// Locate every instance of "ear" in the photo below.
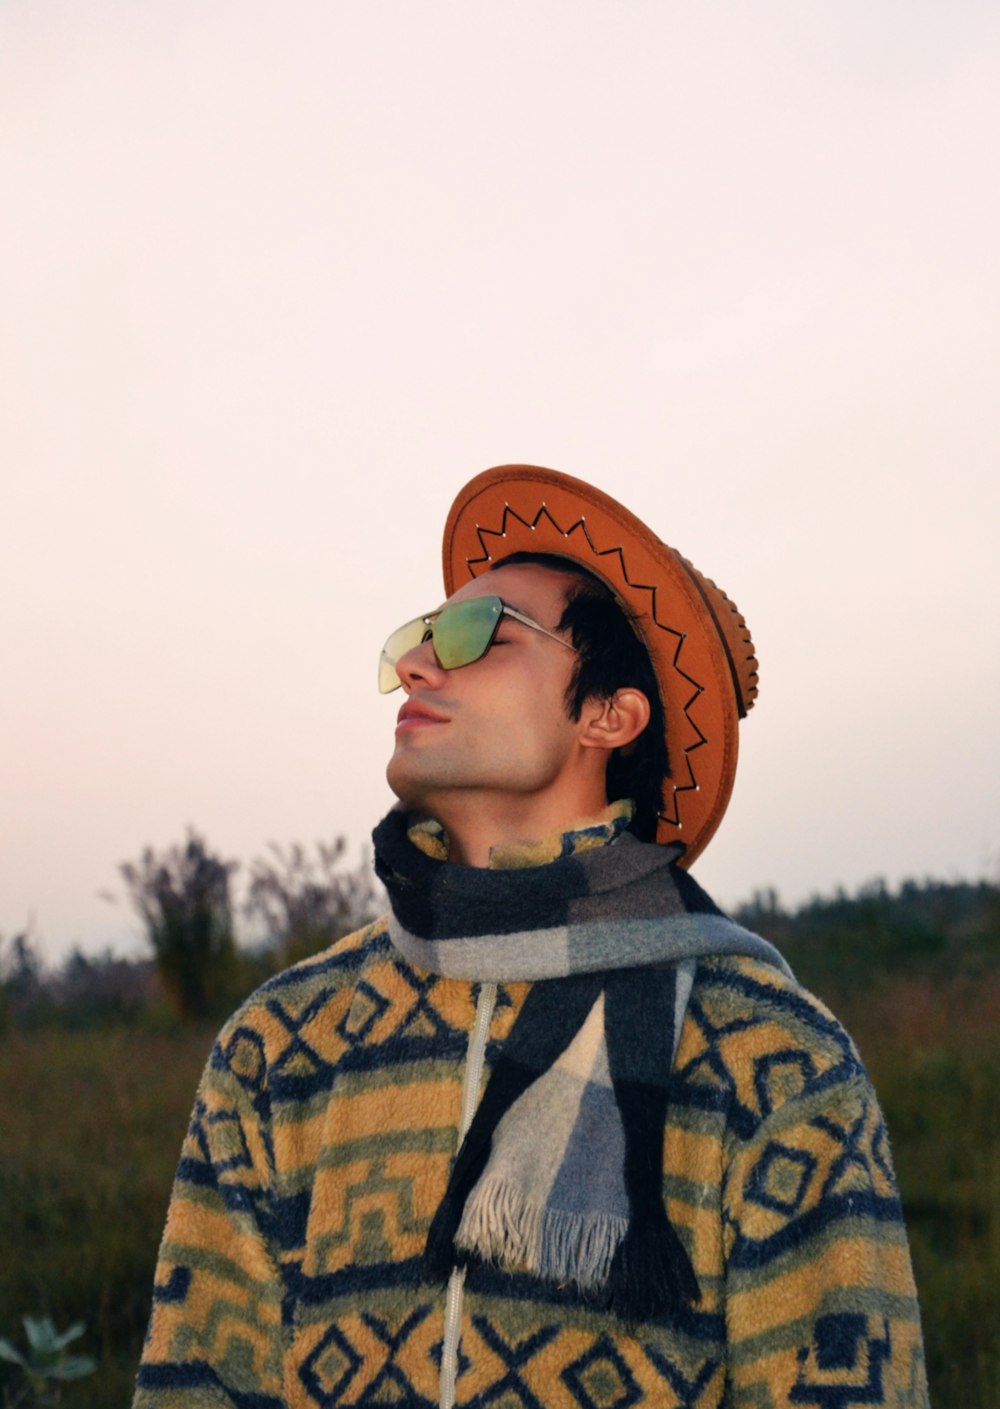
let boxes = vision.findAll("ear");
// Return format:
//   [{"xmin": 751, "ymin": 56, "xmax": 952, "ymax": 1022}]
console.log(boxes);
[{"xmin": 578, "ymin": 689, "xmax": 651, "ymax": 754}]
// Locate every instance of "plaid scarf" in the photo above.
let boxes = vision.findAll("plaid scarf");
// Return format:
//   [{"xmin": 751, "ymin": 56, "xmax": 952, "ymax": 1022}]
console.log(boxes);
[{"xmin": 372, "ymin": 806, "xmax": 790, "ymax": 1323}]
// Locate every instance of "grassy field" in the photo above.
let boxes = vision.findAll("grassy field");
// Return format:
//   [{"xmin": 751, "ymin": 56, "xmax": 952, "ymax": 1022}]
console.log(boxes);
[
  {"xmin": 2, "ymin": 928, "xmax": 997, "ymax": 1406},
  {"xmin": 0, "ymin": 1023, "xmax": 217, "ymax": 1407},
  {"xmin": 755, "ymin": 879, "xmax": 1000, "ymax": 1407},
  {"xmin": 839, "ymin": 975, "xmax": 1000, "ymax": 1404}
]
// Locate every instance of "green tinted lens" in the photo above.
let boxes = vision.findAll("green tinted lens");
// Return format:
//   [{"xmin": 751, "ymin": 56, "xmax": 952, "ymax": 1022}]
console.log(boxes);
[
  {"xmin": 432, "ymin": 596, "xmax": 503, "ymax": 669},
  {"xmin": 378, "ymin": 595, "xmax": 505, "ymax": 693},
  {"xmin": 378, "ymin": 616, "xmax": 430, "ymax": 693}
]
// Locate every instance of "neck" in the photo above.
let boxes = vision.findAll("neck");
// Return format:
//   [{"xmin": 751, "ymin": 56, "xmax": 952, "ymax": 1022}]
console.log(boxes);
[{"xmin": 424, "ymin": 788, "xmax": 612, "ymax": 867}]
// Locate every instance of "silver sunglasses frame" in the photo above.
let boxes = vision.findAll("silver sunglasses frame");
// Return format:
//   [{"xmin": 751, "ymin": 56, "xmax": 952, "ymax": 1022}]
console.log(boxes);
[{"xmin": 379, "ymin": 595, "xmax": 577, "ymax": 693}]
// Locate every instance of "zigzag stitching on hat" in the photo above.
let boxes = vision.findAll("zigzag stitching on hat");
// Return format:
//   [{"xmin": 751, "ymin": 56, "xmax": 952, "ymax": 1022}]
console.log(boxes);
[
  {"xmin": 465, "ymin": 501, "xmax": 709, "ymax": 833},
  {"xmin": 570, "ymin": 535, "xmax": 709, "ymax": 826}
]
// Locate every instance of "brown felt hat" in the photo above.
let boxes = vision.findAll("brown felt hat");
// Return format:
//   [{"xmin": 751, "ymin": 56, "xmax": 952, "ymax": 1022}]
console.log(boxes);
[{"xmin": 443, "ymin": 465, "xmax": 758, "ymax": 867}]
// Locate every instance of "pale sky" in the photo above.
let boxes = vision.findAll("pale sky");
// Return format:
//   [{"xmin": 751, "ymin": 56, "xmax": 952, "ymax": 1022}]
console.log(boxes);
[{"xmin": 3, "ymin": 1, "xmax": 999, "ymax": 963}]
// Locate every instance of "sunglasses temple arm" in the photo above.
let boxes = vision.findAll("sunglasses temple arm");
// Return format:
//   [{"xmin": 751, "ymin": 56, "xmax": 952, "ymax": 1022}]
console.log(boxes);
[{"xmin": 503, "ymin": 607, "xmax": 578, "ymax": 654}]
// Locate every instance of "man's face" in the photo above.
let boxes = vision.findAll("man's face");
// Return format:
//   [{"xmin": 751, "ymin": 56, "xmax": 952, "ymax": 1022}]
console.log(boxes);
[{"xmin": 385, "ymin": 562, "xmax": 590, "ymax": 823}]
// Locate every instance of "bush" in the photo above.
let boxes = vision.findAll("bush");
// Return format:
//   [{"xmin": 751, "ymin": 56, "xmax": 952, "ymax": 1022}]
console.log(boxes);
[
  {"xmin": 120, "ymin": 831, "xmax": 239, "ymax": 1020},
  {"xmin": 244, "ymin": 837, "xmax": 381, "ymax": 964}
]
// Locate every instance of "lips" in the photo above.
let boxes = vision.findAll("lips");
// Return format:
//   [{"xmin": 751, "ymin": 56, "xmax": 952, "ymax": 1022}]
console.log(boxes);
[{"xmin": 396, "ymin": 700, "xmax": 449, "ymax": 729}]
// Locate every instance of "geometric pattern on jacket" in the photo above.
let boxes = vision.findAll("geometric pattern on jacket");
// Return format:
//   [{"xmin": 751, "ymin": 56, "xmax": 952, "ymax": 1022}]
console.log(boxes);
[{"xmin": 134, "ymin": 920, "xmax": 929, "ymax": 1408}]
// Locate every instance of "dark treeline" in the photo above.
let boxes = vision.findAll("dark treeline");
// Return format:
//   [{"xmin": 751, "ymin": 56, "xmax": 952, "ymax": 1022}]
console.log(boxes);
[
  {"xmin": 4, "ymin": 861, "xmax": 996, "ymax": 1031},
  {"xmin": 736, "ymin": 874, "xmax": 1000, "ymax": 1004}
]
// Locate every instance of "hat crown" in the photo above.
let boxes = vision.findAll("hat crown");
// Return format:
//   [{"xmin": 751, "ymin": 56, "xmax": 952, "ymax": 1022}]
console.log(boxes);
[{"xmin": 672, "ymin": 553, "xmax": 759, "ymax": 719}]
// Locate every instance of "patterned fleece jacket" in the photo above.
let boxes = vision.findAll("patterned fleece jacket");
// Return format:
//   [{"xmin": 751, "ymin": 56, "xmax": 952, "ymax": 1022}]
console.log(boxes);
[{"xmin": 134, "ymin": 847, "xmax": 928, "ymax": 1409}]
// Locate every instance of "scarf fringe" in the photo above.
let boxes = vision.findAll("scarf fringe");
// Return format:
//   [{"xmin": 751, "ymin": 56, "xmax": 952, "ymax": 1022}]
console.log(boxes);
[{"xmin": 456, "ymin": 1177, "xmax": 629, "ymax": 1291}]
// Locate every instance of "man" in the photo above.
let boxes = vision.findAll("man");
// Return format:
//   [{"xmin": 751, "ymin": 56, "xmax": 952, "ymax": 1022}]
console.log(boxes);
[{"xmin": 135, "ymin": 466, "xmax": 929, "ymax": 1408}]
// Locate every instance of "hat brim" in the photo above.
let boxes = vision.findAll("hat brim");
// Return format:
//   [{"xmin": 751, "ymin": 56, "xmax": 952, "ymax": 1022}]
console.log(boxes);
[{"xmin": 443, "ymin": 464, "xmax": 755, "ymax": 866}]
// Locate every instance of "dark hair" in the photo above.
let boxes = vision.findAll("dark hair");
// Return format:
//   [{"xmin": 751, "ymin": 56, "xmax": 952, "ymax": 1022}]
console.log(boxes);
[{"xmin": 490, "ymin": 552, "xmax": 668, "ymax": 841}]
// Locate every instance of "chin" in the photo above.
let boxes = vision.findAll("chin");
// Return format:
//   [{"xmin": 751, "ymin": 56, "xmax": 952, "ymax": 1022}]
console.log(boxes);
[{"xmin": 386, "ymin": 757, "xmax": 431, "ymax": 810}]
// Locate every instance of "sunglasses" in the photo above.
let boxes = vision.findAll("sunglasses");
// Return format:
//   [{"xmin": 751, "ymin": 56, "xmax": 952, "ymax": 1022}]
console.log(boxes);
[{"xmin": 379, "ymin": 593, "xmax": 577, "ymax": 693}]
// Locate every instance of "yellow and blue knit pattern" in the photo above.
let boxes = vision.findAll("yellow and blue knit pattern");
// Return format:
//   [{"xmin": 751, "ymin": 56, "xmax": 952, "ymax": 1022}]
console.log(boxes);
[{"xmin": 135, "ymin": 922, "xmax": 928, "ymax": 1408}]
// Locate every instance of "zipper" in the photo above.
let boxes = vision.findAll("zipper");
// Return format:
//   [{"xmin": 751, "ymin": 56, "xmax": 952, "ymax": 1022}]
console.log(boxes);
[{"xmin": 439, "ymin": 980, "xmax": 497, "ymax": 1409}]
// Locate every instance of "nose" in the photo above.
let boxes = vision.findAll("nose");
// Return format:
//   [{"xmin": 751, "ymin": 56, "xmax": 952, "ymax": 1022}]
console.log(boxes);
[{"xmin": 395, "ymin": 637, "xmax": 447, "ymax": 692}]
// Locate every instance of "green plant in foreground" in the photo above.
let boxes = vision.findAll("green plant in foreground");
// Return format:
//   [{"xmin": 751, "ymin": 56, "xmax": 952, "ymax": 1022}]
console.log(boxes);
[{"xmin": 0, "ymin": 1317, "xmax": 96, "ymax": 1407}]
